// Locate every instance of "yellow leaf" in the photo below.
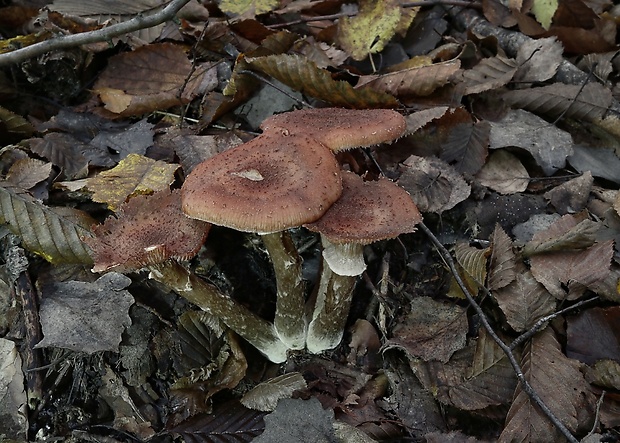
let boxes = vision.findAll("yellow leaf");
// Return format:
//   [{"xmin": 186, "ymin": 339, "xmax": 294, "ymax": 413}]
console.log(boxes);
[
  {"xmin": 338, "ymin": 0, "xmax": 402, "ymax": 61},
  {"xmin": 531, "ymin": 0, "xmax": 558, "ymax": 30},
  {"xmin": 87, "ymin": 154, "xmax": 179, "ymax": 211},
  {"xmin": 220, "ymin": 0, "xmax": 280, "ymax": 16}
]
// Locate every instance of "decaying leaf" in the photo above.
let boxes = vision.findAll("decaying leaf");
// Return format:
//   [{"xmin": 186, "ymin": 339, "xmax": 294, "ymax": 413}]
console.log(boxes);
[
  {"xmin": 405, "ymin": 107, "xmax": 449, "ymax": 134},
  {"xmin": 241, "ymin": 373, "xmax": 307, "ymax": 412},
  {"xmin": 359, "ymin": 59, "xmax": 461, "ymax": 97},
  {"xmin": 0, "ymin": 182, "xmax": 94, "ymax": 264},
  {"xmin": 385, "ymin": 297, "xmax": 467, "ymax": 363},
  {"xmin": 337, "ymin": 0, "xmax": 402, "ymax": 61},
  {"xmin": 0, "ymin": 105, "xmax": 34, "ymax": 140},
  {"xmin": 453, "ymin": 241, "xmax": 489, "ymax": 295},
  {"xmin": 514, "ymin": 37, "xmax": 563, "ymax": 83},
  {"xmin": 245, "ymin": 54, "xmax": 398, "ymax": 108},
  {"xmin": 488, "ymin": 109, "xmax": 573, "ymax": 175},
  {"xmin": 5, "ymin": 158, "xmax": 52, "ymax": 190},
  {"xmin": 530, "ymin": 239, "xmax": 613, "ymax": 300},
  {"xmin": 411, "ymin": 328, "xmax": 516, "ymax": 410},
  {"xmin": 522, "ymin": 215, "xmax": 600, "ymax": 256},
  {"xmin": 253, "ymin": 398, "xmax": 336, "ymax": 442},
  {"xmin": 28, "ymin": 133, "xmax": 90, "ymax": 180},
  {"xmin": 476, "ymin": 150, "xmax": 529, "ymax": 195},
  {"xmin": 487, "ymin": 224, "xmax": 517, "ymax": 291},
  {"xmin": 397, "ymin": 155, "xmax": 470, "ymax": 213},
  {"xmin": 566, "ymin": 306, "xmax": 620, "ymax": 365},
  {"xmin": 169, "ymin": 400, "xmax": 267, "ymax": 442},
  {"xmin": 493, "ymin": 272, "xmax": 556, "ymax": 332},
  {"xmin": 0, "ymin": 338, "xmax": 27, "ymax": 440},
  {"xmin": 500, "ymin": 328, "xmax": 595, "ymax": 442},
  {"xmin": 86, "ymin": 153, "xmax": 180, "ymax": 211},
  {"xmin": 503, "ymin": 82, "xmax": 613, "ymax": 123},
  {"xmin": 459, "ymin": 55, "xmax": 518, "ymax": 95},
  {"xmin": 544, "ymin": 171, "xmax": 593, "ymax": 214},
  {"xmin": 36, "ymin": 273, "xmax": 134, "ymax": 353},
  {"xmin": 93, "ymin": 43, "xmax": 215, "ymax": 116}
]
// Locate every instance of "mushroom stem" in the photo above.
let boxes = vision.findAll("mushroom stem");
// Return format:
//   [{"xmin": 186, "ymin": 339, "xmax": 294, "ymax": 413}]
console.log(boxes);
[
  {"xmin": 306, "ymin": 258, "xmax": 357, "ymax": 354},
  {"xmin": 260, "ymin": 231, "xmax": 307, "ymax": 350},
  {"xmin": 148, "ymin": 260, "xmax": 289, "ymax": 363}
]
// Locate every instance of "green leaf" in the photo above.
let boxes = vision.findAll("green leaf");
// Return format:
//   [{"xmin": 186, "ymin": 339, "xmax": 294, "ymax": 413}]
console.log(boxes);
[
  {"xmin": 246, "ymin": 54, "xmax": 398, "ymax": 108},
  {"xmin": 0, "ymin": 183, "xmax": 94, "ymax": 264}
]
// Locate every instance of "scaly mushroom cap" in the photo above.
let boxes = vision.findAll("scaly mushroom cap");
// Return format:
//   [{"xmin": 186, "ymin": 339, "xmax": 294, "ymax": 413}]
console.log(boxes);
[
  {"xmin": 87, "ymin": 189, "xmax": 210, "ymax": 273},
  {"xmin": 260, "ymin": 108, "xmax": 406, "ymax": 152},
  {"xmin": 304, "ymin": 171, "xmax": 422, "ymax": 245},
  {"xmin": 181, "ymin": 131, "xmax": 342, "ymax": 234}
]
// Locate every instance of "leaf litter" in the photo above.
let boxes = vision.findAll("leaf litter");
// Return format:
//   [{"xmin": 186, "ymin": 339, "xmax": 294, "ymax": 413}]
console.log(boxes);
[{"xmin": 0, "ymin": 0, "xmax": 619, "ymax": 442}]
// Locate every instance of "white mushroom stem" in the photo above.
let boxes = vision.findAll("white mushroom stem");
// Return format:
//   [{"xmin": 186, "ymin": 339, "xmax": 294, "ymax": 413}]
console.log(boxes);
[
  {"xmin": 306, "ymin": 236, "xmax": 364, "ymax": 353},
  {"xmin": 148, "ymin": 260, "xmax": 288, "ymax": 363},
  {"xmin": 260, "ymin": 231, "xmax": 307, "ymax": 350}
]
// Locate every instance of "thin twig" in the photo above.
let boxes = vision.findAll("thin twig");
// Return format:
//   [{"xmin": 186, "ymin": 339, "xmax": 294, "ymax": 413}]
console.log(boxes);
[
  {"xmin": 0, "ymin": 0, "xmax": 192, "ymax": 67},
  {"xmin": 511, "ymin": 296, "xmax": 599, "ymax": 350},
  {"xmin": 418, "ymin": 222, "xmax": 579, "ymax": 443}
]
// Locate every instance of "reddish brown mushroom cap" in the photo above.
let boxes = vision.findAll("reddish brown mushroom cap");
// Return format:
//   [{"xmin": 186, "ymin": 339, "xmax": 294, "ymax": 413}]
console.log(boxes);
[
  {"xmin": 260, "ymin": 108, "xmax": 406, "ymax": 152},
  {"xmin": 304, "ymin": 171, "xmax": 422, "ymax": 244},
  {"xmin": 87, "ymin": 189, "xmax": 210, "ymax": 273},
  {"xmin": 181, "ymin": 132, "xmax": 343, "ymax": 234}
]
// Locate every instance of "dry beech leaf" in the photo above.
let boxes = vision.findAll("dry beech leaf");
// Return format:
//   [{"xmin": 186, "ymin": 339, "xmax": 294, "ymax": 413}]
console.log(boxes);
[
  {"xmin": 499, "ymin": 328, "xmax": 595, "ymax": 442},
  {"xmin": 337, "ymin": 0, "xmax": 402, "ymax": 61},
  {"xmin": 454, "ymin": 241, "xmax": 489, "ymax": 289},
  {"xmin": 0, "ymin": 182, "xmax": 94, "ymax": 264},
  {"xmin": 89, "ymin": 118, "xmax": 154, "ymax": 160},
  {"xmin": 36, "ymin": 273, "xmax": 134, "ymax": 353},
  {"xmin": 29, "ymin": 133, "xmax": 90, "ymax": 180},
  {"xmin": 397, "ymin": 155, "xmax": 470, "ymax": 213},
  {"xmin": 245, "ymin": 54, "xmax": 398, "ymax": 108},
  {"xmin": 544, "ymin": 171, "xmax": 593, "ymax": 214},
  {"xmin": 86, "ymin": 153, "xmax": 180, "ymax": 211},
  {"xmin": 93, "ymin": 43, "xmax": 215, "ymax": 116},
  {"xmin": 385, "ymin": 296, "xmax": 467, "ymax": 363},
  {"xmin": 514, "ymin": 37, "xmax": 563, "ymax": 83},
  {"xmin": 529, "ymin": 238, "xmax": 614, "ymax": 300},
  {"xmin": 0, "ymin": 105, "xmax": 34, "ymax": 139},
  {"xmin": 6, "ymin": 158, "xmax": 52, "ymax": 190},
  {"xmin": 487, "ymin": 224, "xmax": 517, "ymax": 291},
  {"xmin": 241, "ymin": 373, "xmax": 307, "ymax": 412},
  {"xmin": 169, "ymin": 400, "xmax": 267, "ymax": 442},
  {"xmin": 523, "ymin": 215, "xmax": 600, "ymax": 256},
  {"xmin": 459, "ymin": 55, "xmax": 518, "ymax": 95},
  {"xmin": 493, "ymin": 272, "xmax": 556, "ymax": 332},
  {"xmin": 441, "ymin": 119, "xmax": 489, "ymax": 175},
  {"xmin": 488, "ymin": 109, "xmax": 573, "ymax": 175},
  {"xmin": 411, "ymin": 328, "xmax": 516, "ymax": 410},
  {"xmin": 588, "ymin": 360, "xmax": 620, "ymax": 390},
  {"xmin": 566, "ymin": 306, "xmax": 620, "ymax": 365},
  {"xmin": 503, "ymin": 82, "xmax": 612, "ymax": 123},
  {"xmin": 476, "ymin": 149, "xmax": 529, "ymax": 195},
  {"xmin": 405, "ymin": 107, "xmax": 449, "ymax": 134},
  {"xmin": 359, "ymin": 59, "xmax": 461, "ymax": 97}
]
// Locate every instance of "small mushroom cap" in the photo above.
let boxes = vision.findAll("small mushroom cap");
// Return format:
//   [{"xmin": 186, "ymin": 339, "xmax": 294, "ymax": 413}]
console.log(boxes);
[
  {"xmin": 304, "ymin": 171, "xmax": 422, "ymax": 244},
  {"xmin": 181, "ymin": 132, "xmax": 343, "ymax": 234},
  {"xmin": 87, "ymin": 189, "xmax": 210, "ymax": 273},
  {"xmin": 260, "ymin": 108, "xmax": 406, "ymax": 152}
]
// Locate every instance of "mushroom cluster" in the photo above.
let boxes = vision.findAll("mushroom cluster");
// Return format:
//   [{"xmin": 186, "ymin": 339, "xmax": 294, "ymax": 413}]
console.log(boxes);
[{"xmin": 88, "ymin": 107, "xmax": 422, "ymax": 363}]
